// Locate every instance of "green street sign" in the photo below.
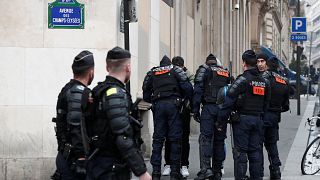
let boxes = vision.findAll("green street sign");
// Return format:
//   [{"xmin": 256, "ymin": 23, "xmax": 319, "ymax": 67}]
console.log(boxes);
[{"xmin": 48, "ymin": 0, "xmax": 85, "ymax": 29}]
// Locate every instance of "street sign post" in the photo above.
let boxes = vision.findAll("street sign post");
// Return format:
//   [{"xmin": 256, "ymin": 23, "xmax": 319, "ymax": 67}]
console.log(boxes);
[
  {"xmin": 291, "ymin": 2, "xmax": 307, "ymax": 115},
  {"xmin": 48, "ymin": 0, "xmax": 84, "ymax": 29},
  {"xmin": 292, "ymin": 17, "xmax": 307, "ymax": 33},
  {"xmin": 291, "ymin": 34, "xmax": 308, "ymax": 41}
]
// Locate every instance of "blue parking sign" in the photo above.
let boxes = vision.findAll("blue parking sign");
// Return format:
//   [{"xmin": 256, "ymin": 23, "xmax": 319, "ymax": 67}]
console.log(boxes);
[
  {"xmin": 292, "ymin": 17, "xmax": 307, "ymax": 33},
  {"xmin": 291, "ymin": 34, "xmax": 307, "ymax": 41}
]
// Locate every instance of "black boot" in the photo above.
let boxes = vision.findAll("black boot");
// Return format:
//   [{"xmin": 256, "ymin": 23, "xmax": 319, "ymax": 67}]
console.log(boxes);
[
  {"xmin": 241, "ymin": 176, "xmax": 250, "ymax": 180},
  {"xmin": 270, "ymin": 169, "xmax": 281, "ymax": 180},
  {"xmin": 194, "ymin": 169, "xmax": 214, "ymax": 180},
  {"xmin": 212, "ymin": 171, "xmax": 222, "ymax": 180},
  {"xmin": 170, "ymin": 171, "xmax": 183, "ymax": 180},
  {"xmin": 152, "ymin": 171, "xmax": 161, "ymax": 180}
]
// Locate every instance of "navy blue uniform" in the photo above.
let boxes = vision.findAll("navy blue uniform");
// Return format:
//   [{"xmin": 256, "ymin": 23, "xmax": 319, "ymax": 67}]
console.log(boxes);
[
  {"xmin": 218, "ymin": 68, "xmax": 270, "ymax": 180},
  {"xmin": 86, "ymin": 76, "xmax": 147, "ymax": 180},
  {"xmin": 192, "ymin": 64, "xmax": 231, "ymax": 179},
  {"xmin": 52, "ymin": 79, "xmax": 89, "ymax": 180},
  {"xmin": 261, "ymin": 70, "xmax": 289, "ymax": 179},
  {"xmin": 164, "ymin": 95, "xmax": 192, "ymax": 167},
  {"xmin": 142, "ymin": 56, "xmax": 193, "ymax": 178}
]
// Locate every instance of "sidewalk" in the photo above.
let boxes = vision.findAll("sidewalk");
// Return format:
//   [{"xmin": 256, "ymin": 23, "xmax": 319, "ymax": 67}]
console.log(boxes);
[
  {"xmin": 139, "ymin": 96, "xmax": 319, "ymax": 179},
  {"xmin": 282, "ymin": 97, "xmax": 319, "ymax": 179}
]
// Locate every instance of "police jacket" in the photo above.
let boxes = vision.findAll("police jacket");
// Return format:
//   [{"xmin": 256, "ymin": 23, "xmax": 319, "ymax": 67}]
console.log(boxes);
[
  {"xmin": 227, "ymin": 68, "xmax": 271, "ymax": 115},
  {"xmin": 142, "ymin": 62, "xmax": 193, "ymax": 104},
  {"xmin": 262, "ymin": 70, "xmax": 290, "ymax": 112},
  {"xmin": 192, "ymin": 64, "xmax": 231, "ymax": 114},
  {"xmin": 89, "ymin": 76, "xmax": 147, "ymax": 176},
  {"xmin": 54, "ymin": 79, "xmax": 90, "ymax": 160}
]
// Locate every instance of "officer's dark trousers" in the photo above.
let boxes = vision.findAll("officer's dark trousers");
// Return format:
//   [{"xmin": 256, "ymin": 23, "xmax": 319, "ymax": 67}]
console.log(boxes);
[
  {"xmin": 232, "ymin": 115, "xmax": 263, "ymax": 180},
  {"xmin": 164, "ymin": 107, "xmax": 191, "ymax": 166},
  {"xmin": 86, "ymin": 155, "xmax": 131, "ymax": 180},
  {"xmin": 55, "ymin": 151, "xmax": 84, "ymax": 180},
  {"xmin": 151, "ymin": 101, "xmax": 183, "ymax": 174},
  {"xmin": 199, "ymin": 104, "xmax": 226, "ymax": 171},
  {"xmin": 263, "ymin": 111, "xmax": 281, "ymax": 171}
]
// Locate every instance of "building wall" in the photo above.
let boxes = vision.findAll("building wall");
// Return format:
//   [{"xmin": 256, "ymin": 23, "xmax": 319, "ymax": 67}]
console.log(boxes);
[
  {"xmin": 251, "ymin": 0, "xmax": 294, "ymax": 66},
  {"xmin": 281, "ymin": 2, "xmax": 291, "ymax": 64},
  {"xmin": 0, "ymin": 0, "xmax": 283, "ymax": 178},
  {"xmin": 0, "ymin": 0, "xmax": 120, "ymax": 179},
  {"xmin": 306, "ymin": 0, "xmax": 320, "ymax": 67}
]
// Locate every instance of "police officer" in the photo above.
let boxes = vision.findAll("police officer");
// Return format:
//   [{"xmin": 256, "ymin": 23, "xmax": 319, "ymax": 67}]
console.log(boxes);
[
  {"xmin": 193, "ymin": 54, "xmax": 232, "ymax": 180},
  {"xmin": 163, "ymin": 56, "xmax": 193, "ymax": 178},
  {"xmin": 52, "ymin": 50, "xmax": 95, "ymax": 180},
  {"xmin": 217, "ymin": 50, "xmax": 270, "ymax": 180},
  {"xmin": 257, "ymin": 53, "xmax": 268, "ymax": 73},
  {"xmin": 86, "ymin": 47, "xmax": 151, "ymax": 180},
  {"xmin": 255, "ymin": 52, "xmax": 268, "ymax": 177},
  {"xmin": 261, "ymin": 56, "xmax": 290, "ymax": 180},
  {"xmin": 142, "ymin": 55, "xmax": 193, "ymax": 180}
]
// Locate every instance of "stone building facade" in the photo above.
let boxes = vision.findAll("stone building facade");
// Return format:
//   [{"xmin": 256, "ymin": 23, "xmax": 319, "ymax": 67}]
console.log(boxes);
[
  {"xmin": 251, "ymin": 0, "xmax": 295, "ymax": 65},
  {"xmin": 0, "ymin": 0, "xmax": 294, "ymax": 178},
  {"xmin": 305, "ymin": 0, "xmax": 320, "ymax": 68}
]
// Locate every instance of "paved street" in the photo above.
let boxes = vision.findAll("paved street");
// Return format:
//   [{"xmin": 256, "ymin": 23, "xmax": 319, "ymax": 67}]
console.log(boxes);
[{"xmin": 142, "ymin": 96, "xmax": 320, "ymax": 179}]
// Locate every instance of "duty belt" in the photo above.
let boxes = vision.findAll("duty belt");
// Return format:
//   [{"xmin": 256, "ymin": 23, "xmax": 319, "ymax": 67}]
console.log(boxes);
[
  {"xmin": 155, "ymin": 97, "xmax": 182, "ymax": 104},
  {"xmin": 238, "ymin": 111, "xmax": 263, "ymax": 116},
  {"xmin": 202, "ymin": 102, "xmax": 217, "ymax": 105}
]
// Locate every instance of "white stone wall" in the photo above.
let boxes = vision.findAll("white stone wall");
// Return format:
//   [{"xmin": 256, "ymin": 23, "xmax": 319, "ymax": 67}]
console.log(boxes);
[{"xmin": 0, "ymin": 0, "xmax": 118, "ymax": 179}]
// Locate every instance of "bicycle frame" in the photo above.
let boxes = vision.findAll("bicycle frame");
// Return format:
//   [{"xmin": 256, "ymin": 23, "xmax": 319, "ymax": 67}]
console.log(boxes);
[{"xmin": 306, "ymin": 116, "xmax": 320, "ymax": 148}]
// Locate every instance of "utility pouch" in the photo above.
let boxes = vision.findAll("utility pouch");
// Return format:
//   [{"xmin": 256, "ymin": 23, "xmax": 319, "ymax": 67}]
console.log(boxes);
[
  {"xmin": 230, "ymin": 111, "xmax": 240, "ymax": 123},
  {"xmin": 62, "ymin": 143, "xmax": 72, "ymax": 160},
  {"xmin": 174, "ymin": 98, "xmax": 182, "ymax": 107},
  {"xmin": 51, "ymin": 170, "xmax": 62, "ymax": 180}
]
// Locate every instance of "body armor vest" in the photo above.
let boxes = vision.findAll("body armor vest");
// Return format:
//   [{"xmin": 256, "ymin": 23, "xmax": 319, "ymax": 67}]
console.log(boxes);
[
  {"xmin": 269, "ymin": 72, "xmax": 288, "ymax": 112},
  {"xmin": 237, "ymin": 75, "xmax": 266, "ymax": 114},
  {"xmin": 87, "ymin": 81, "xmax": 134, "ymax": 157},
  {"xmin": 88, "ymin": 82, "xmax": 118, "ymax": 156},
  {"xmin": 204, "ymin": 66, "xmax": 230, "ymax": 103},
  {"xmin": 151, "ymin": 65, "xmax": 181, "ymax": 100},
  {"xmin": 55, "ymin": 81, "xmax": 78, "ymax": 151}
]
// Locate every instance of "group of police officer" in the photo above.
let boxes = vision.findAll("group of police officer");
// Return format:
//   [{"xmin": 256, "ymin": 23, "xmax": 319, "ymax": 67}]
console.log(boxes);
[
  {"xmin": 142, "ymin": 49, "xmax": 289, "ymax": 180},
  {"xmin": 52, "ymin": 46, "xmax": 289, "ymax": 180},
  {"xmin": 52, "ymin": 47, "xmax": 152, "ymax": 180}
]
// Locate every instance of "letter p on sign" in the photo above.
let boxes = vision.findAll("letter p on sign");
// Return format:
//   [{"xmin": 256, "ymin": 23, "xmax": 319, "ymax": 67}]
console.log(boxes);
[{"xmin": 292, "ymin": 17, "xmax": 307, "ymax": 33}]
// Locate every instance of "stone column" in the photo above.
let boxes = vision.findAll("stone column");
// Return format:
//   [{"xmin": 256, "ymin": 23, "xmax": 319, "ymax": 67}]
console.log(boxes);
[
  {"xmin": 137, "ymin": 0, "xmax": 161, "ymax": 158},
  {"xmin": 194, "ymin": 0, "xmax": 202, "ymax": 68},
  {"xmin": 250, "ymin": 1, "xmax": 263, "ymax": 50},
  {"xmin": 174, "ymin": 0, "xmax": 181, "ymax": 56},
  {"xmin": 180, "ymin": 0, "xmax": 188, "ymax": 59}
]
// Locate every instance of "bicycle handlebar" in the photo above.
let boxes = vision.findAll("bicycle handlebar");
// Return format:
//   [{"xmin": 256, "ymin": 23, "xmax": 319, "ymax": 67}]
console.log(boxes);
[{"xmin": 306, "ymin": 116, "xmax": 320, "ymax": 126}]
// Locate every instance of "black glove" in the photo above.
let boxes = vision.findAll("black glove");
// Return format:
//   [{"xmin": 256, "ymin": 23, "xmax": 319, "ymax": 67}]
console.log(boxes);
[
  {"xmin": 75, "ymin": 159, "xmax": 86, "ymax": 176},
  {"xmin": 193, "ymin": 112, "xmax": 200, "ymax": 123},
  {"xmin": 215, "ymin": 120, "xmax": 227, "ymax": 132}
]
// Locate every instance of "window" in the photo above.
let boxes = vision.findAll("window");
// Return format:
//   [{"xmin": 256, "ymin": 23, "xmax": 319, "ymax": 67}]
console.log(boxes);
[
  {"xmin": 162, "ymin": 0, "xmax": 173, "ymax": 7},
  {"xmin": 313, "ymin": 15, "xmax": 320, "ymax": 26}
]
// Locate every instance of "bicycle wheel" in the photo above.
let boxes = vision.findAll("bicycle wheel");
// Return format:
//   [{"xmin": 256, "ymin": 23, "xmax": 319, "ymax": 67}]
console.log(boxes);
[{"xmin": 301, "ymin": 136, "xmax": 320, "ymax": 175}]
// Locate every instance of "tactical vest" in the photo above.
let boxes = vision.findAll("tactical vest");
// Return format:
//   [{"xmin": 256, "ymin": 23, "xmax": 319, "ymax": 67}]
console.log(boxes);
[
  {"xmin": 237, "ymin": 75, "xmax": 266, "ymax": 114},
  {"xmin": 269, "ymin": 72, "xmax": 288, "ymax": 112},
  {"xmin": 151, "ymin": 65, "xmax": 181, "ymax": 100},
  {"xmin": 87, "ymin": 82, "xmax": 117, "ymax": 156},
  {"xmin": 204, "ymin": 66, "xmax": 230, "ymax": 103},
  {"xmin": 54, "ymin": 81, "xmax": 77, "ymax": 151},
  {"xmin": 86, "ymin": 81, "xmax": 134, "ymax": 157}
]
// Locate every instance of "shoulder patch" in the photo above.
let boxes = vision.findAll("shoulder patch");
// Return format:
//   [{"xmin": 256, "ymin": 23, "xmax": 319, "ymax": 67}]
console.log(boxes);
[
  {"xmin": 152, "ymin": 65, "xmax": 173, "ymax": 75},
  {"xmin": 76, "ymin": 85, "xmax": 85, "ymax": 91},
  {"xmin": 106, "ymin": 87, "xmax": 117, "ymax": 96},
  {"xmin": 212, "ymin": 67, "xmax": 229, "ymax": 77}
]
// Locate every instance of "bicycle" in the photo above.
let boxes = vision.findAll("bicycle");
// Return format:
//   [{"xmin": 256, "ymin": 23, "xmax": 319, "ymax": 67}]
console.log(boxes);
[{"xmin": 301, "ymin": 116, "xmax": 320, "ymax": 175}]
